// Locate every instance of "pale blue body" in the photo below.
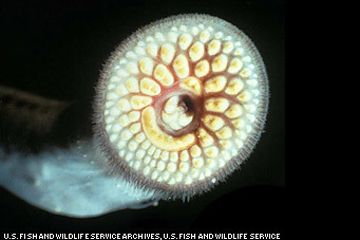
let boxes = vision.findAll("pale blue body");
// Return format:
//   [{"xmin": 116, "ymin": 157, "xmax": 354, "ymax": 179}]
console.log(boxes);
[{"xmin": 0, "ymin": 140, "xmax": 160, "ymax": 218}]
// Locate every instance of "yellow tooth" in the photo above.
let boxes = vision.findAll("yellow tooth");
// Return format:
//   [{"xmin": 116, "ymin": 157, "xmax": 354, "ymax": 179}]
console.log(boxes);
[
  {"xmin": 180, "ymin": 150, "xmax": 190, "ymax": 162},
  {"xmin": 237, "ymin": 90, "xmax": 252, "ymax": 103},
  {"xmin": 135, "ymin": 46, "xmax": 145, "ymax": 55},
  {"xmin": 114, "ymin": 84, "xmax": 128, "ymax": 97},
  {"xmin": 126, "ymin": 62, "xmax": 139, "ymax": 74},
  {"xmin": 175, "ymin": 172, "xmax": 183, "ymax": 182},
  {"xmin": 222, "ymin": 41, "xmax": 234, "ymax": 53},
  {"xmin": 125, "ymin": 77, "xmax": 139, "ymax": 93},
  {"xmin": 227, "ymin": 58, "xmax": 243, "ymax": 74},
  {"xmin": 205, "ymin": 98, "xmax": 230, "ymax": 112},
  {"xmin": 208, "ymin": 39, "xmax": 221, "ymax": 55},
  {"xmin": 204, "ymin": 76, "xmax": 227, "ymax": 93},
  {"xmin": 225, "ymin": 78, "xmax": 244, "ymax": 95},
  {"xmin": 116, "ymin": 68, "xmax": 129, "ymax": 78},
  {"xmin": 109, "ymin": 106, "xmax": 121, "ymax": 116},
  {"xmin": 146, "ymin": 43, "xmax": 158, "ymax": 57},
  {"xmin": 160, "ymin": 151, "xmax": 169, "ymax": 161},
  {"xmin": 191, "ymin": 26, "xmax": 199, "ymax": 35},
  {"xmin": 155, "ymin": 32, "xmax": 165, "ymax": 41},
  {"xmin": 128, "ymin": 140, "xmax": 139, "ymax": 152},
  {"xmin": 244, "ymin": 103, "xmax": 257, "ymax": 113},
  {"xmin": 179, "ymin": 162, "xmax": 190, "ymax": 173},
  {"xmin": 135, "ymin": 132, "xmax": 146, "ymax": 143},
  {"xmin": 199, "ymin": 30, "xmax": 210, "ymax": 43},
  {"xmin": 167, "ymin": 32, "xmax": 178, "ymax": 43},
  {"xmin": 140, "ymin": 140, "xmax": 151, "ymax": 149},
  {"xmin": 117, "ymin": 98, "xmax": 131, "ymax": 112},
  {"xmin": 204, "ymin": 146, "xmax": 219, "ymax": 158},
  {"xmin": 121, "ymin": 129, "xmax": 132, "ymax": 140},
  {"xmin": 180, "ymin": 25, "xmax": 188, "ymax": 32},
  {"xmin": 140, "ymin": 77, "xmax": 161, "ymax": 96},
  {"xmin": 184, "ymin": 176, "xmax": 192, "ymax": 184},
  {"xmin": 129, "ymin": 122, "xmax": 141, "ymax": 134},
  {"xmin": 133, "ymin": 160, "xmax": 142, "ymax": 170},
  {"xmin": 190, "ymin": 145, "xmax": 202, "ymax": 158},
  {"xmin": 153, "ymin": 149, "xmax": 161, "ymax": 159},
  {"xmin": 231, "ymin": 118, "xmax": 245, "ymax": 129},
  {"xmin": 219, "ymin": 140, "xmax": 232, "ymax": 149},
  {"xmin": 178, "ymin": 33, "xmax": 192, "ymax": 50},
  {"xmin": 239, "ymin": 68, "xmax": 250, "ymax": 79},
  {"xmin": 126, "ymin": 51, "xmax": 137, "ymax": 59},
  {"xmin": 147, "ymin": 146, "xmax": 156, "ymax": 155},
  {"xmin": 151, "ymin": 171, "xmax": 159, "ymax": 180},
  {"xmin": 142, "ymin": 107, "xmax": 195, "ymax": 151},
  {"xmin": 170, "ymin": 152, "xmax": 178, "ymax": 162},
  {"xmin": 215, "ymin": 31, "xmax": 223, "ymax": 39},
  {"xmin": 154, "ymin": 64, "xmax": 174, "ymax": 86},
  {"xmin": 197, "ymin": 128, "xmax": 214, "ymax": 147},
  {"xmin": 212, "ymin": 54, "xmax": 228, "ymax": 72},
  {"xmin": 225, "ymin": 104, "xmax": 243, "ymax": 118},
  {"xmin": 110, "ymin": 123, "xmax": 121, "ymax": 132},
  {"xmin": 143, "ymin": 166, "xmax": 150, "ymax": 176},
  {"xmin": 235, "ymin": 139, "xmax": 244, "ymax": 148},
  {"xmin": 157, "ymin": 161, "xmax": 166, "ymax": 171},
  {"xmin": 216, "ymin": 126, "xmax": 233, "ymax": 139},
  {"xmin": 130, "ymin": 95, "xmax": 152, "ymax": 110},
  {"xmin": 202, "ymin": 114, "xmax": 225, "ymax": 131},
  {"xmin": 138, "ymin": 57, "xmax": 154, "ymax": 75},
  {"xmin": 167, "ymin": 162, "xmax": 177, "ymax": 173},
  {"xmin": 173, "ymin": 54, "xmax": 189, "ymax": 78},
  {"xmin": 192, "ymin": 158, "xmax": 204, "ymax": 169},
  {"xmin": 234, "ymin": 47, "xmax": 244, "ymax": 56},
  {"xmin": 194, "ymin": 60, "xmax": 210, "ymax": 78},
  {"xmin": 160, "ymin": 43, "xmax": 176, "ymax": 64},
  {"xmin": 180, "ymin": 77, "xmax": 202, "ymax": 96},
  {"xmin": 189, "ymin": 41, "xmax": 205, "ymax": 62},
  {"xmin": 128, "ymin": 111, "xmax": 140, "ymax": 122},
  {"xmin": 118, "ymin": 114, "xmax": 130, "ymax": 127}
]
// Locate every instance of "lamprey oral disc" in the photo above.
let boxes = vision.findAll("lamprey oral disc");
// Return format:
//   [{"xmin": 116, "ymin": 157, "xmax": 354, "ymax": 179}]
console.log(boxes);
[{"xmin": 95, "ymin": 14, "xmax": 269, "ymax": 199}]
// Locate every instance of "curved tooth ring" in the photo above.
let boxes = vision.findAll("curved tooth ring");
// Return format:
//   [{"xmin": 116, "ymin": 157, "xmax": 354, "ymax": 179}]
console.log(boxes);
[{"xmin": 96, "ymin": 14, "xmax": 268, "ymax": 198}]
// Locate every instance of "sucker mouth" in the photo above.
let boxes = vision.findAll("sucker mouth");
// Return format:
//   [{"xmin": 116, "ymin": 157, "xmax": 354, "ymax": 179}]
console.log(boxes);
[
  {"xmin": 154, "ymin": 87, "xmax": 202, "ymax": 138},
  {"xmin": 96, "ymin": 14, "xmax": 268, "ymax": 194}
]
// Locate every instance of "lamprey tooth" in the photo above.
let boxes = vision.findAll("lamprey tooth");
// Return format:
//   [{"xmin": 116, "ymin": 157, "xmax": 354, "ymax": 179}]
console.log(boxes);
[
  {"xmin": 205, "ymin": 98, "xmax": 230, "ymax": 112},
  {"xmin": 173, "ymin": 54, "xmax": 190, "ymax": 79},
  {"xmin": 142, "ymin": 107, "xmax": 195, "ymax": 151},
  {"xmin": 189, "ymin": 41, "xmax": 205, "ymax": 62},
  {"xmin": 204, "ymin": 76, "xmax": 227, "ymax": 93},
  {"xmin": 140, "ymin": 77, "xmax": 161, "ymax": 96},
  {"xmin": 227, "ymin": 58, "xmax": 243, "ymax": 74},
  {"xmin": 130, "ymin": 95, "xmax": 152, "ymax": 110},
  {"xmin": 212, "ymin": 54, "xmax": 228, "ymax": 72},
  {"xmin": 202, "ymin": 114, "xmax": 225, "ymax": 131},
  {"xmin": 225, "ymin": 78, "xmax": 244, "ymax": 95},
  {"xmin": 178, "ymin": 33, "xmax": 192, "ymax": 50},
  {"xmin": 180, "ymin": 77, "xmax": 202, "ymax": 96},
  {"xmin": 195, "ymin": 60, "xmax": 210, "ymax": 78},
  {"xmin": 160, "ymin": 43, "xmax": 176, "ymax": 64},
  {"xmin": 208, "ymin": 39, "xmax": 221, "ymax": 56},
  {"xmin": 154, "ymin": 64, "xmax": 174, "ymax": 86}
]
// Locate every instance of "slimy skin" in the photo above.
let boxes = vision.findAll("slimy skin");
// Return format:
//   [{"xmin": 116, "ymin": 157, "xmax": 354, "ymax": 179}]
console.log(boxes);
[
  {"xmin": 95, "ymin": 14, "xmax": 268, "ymax": 199},
  {"xmin": 0, "ymin": 140, "xmax": 159, "ymax": 217}
]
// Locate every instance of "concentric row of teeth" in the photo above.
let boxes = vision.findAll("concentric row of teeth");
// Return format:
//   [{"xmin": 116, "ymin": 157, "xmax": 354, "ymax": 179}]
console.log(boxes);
[{"xmin": 103, "ymin": 22, "xmax": 262, "ymax": 186}]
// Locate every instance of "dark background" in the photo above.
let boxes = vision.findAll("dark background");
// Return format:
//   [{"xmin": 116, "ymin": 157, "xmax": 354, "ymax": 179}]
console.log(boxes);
[{"xmin": 0, "ymin": 0, "xmax": 285, "ymax": 232}]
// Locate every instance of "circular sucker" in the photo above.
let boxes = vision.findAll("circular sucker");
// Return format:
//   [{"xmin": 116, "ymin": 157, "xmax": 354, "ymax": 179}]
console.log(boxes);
[{"xmin": 94, "ymin": 14, "xmax": 269, "ymax": 199}]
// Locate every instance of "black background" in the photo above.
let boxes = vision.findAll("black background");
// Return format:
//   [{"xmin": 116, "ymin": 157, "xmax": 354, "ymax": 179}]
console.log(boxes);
[{"xmin": 0, "ymin": 0, "xmax": 285, "ymax": 232}]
